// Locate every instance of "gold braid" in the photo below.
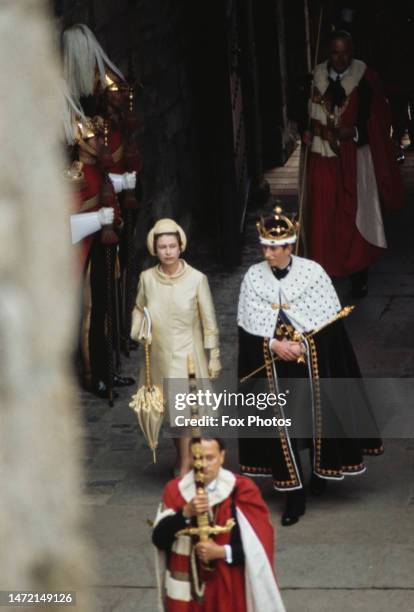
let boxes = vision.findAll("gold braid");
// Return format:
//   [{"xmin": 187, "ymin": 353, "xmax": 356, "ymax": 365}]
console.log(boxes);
[
  {"xmin": 308, "ymin": 337, "xmax": 322, "ymax": 471},
  {"xmin": 263, "ymin": 338, "xmax": 300, "ymax": 487}
]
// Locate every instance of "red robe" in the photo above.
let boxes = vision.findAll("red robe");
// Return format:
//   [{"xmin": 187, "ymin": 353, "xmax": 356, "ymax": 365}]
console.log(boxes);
[
  {"xmin": 73, "ymin": 163, "xmax": 103, "ymax": 271},
  {"xmin": 106, "ymin": 128, "xmax": 125, "ymax": 174},
  {"xmin": 105, "ymin": 125, "xmax": 142, "ymax": 216},
  {"xmin": 106, "ymin": 123, "xmax": 143, "ymax": 175},
  {"xmin": 73, "ymin": 160, "xmax": 121, "ymax": 271},
  {"xmin": 307, "ymin": 63, "xmax": 404, "ymax": 277},
  {"xmin": 157, "ymin": 472, "xmax": 280, "ymax": 612}
]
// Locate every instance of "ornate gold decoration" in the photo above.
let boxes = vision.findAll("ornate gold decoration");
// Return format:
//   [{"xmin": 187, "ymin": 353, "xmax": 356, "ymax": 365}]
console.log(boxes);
[
  {"xmin": 275, "ymin": 321, "xmax": 306, "ymax": 364},
  {"xmin": 175, "ymin": 518, "xmax": 235, "ymax": 541},
  {"xmin": 105, "ymin": 73, "xmax": 119, "ymax": 91},
  {"xmin": 174, "ymin": 354, "xmax": 234, "ymax": 601},
  {"xmin": 62, "ymin": 161, "xmax": 85, "ymax": 190},
  {"xmin": 240, "ymin": 464, "xmax": 272, "ymax": 475},
  {"xmin": 362, "ymin": 446, "xmax": 384, "ymax": 456},
  {"xmin": 76, "ymin": 119, "xmax": 95, "ymax": 140},
  {"xmin": 263, "ymin": 338, "xmax": 300, "ymax": 488},
  {"xmin": 256, "ymin": 204, "xmax": 299, "ymax": 242},
  {"xmin": 103, "ymin": 119, "xmax": 109, "ymax": 147},
  {"xmin": 306, "ymin": 306, "xmax": 355, "ymax": 338},
  {"xmin": 74, "ymin": 116, "xmax": 105, "ymax": 159},
  {"xmin": 271, "ymin": 303, "xmax": 290, "ymax": 310},
  {"xmin": 308, "ymin": 336, "xmax": 342, "ymax": 478},
  {"xmin": 312, "ymin": 87, "xmax": 352, "ymax": 155},
  {"xmin": 128, "ymin": 86, "xmax": 134, "ymax": 112},
  {"xmin": 239, "ymin": 306, "xmax": 355, "ymax": 383}
]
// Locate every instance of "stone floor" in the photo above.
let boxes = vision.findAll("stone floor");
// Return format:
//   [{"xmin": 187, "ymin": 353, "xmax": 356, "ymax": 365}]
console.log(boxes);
[{"xmin": 80, "ymin": 151, "xmax": 414, "ymax": 611}]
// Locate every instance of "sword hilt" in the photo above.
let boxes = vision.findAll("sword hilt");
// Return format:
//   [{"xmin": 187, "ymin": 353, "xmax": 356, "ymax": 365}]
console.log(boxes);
[{"xmin": 175, "ymin": 518, "xmax": 235, "ymax": 540}]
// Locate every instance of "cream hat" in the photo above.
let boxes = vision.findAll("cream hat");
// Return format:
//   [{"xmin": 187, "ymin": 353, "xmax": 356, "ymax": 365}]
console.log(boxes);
[{"xmin": 146, "ymin": 218, "xmax": 187, "ymax": 256}]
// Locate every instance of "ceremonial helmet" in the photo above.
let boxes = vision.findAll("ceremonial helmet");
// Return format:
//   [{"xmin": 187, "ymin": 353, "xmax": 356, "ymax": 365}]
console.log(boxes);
[
  {"xmin": 74, "ymin": 116, "xmax": 105, "ymax": 157},
  {"xmin": 62, "ymin": 160, "xmax": 86, "ymax": 192},
  {"xmin": 63, "ymin": 24, "xmax": 125, "ymax": 103}
]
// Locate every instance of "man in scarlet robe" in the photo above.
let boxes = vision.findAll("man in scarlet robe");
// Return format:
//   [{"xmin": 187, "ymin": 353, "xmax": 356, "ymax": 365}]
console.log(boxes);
[
  {"xmin": 303, "ymin": 30, "xmax": 404, "ymax": 296},
  {"xmin": 152, "ymin": 438, "xmax": 285, "ymax": 612},
  {"xmin": 64, "ymin": 119, "xmax": 135, "ymax": 398}
]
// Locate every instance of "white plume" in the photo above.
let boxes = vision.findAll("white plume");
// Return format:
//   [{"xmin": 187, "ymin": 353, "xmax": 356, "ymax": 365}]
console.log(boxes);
[
  {"xmin": 59, "ymin": 79, "xmax": 87, "ymax": 145},
  {"xmin": 63, "ymin": 23, "xmax": 124, "ymax": 103}
]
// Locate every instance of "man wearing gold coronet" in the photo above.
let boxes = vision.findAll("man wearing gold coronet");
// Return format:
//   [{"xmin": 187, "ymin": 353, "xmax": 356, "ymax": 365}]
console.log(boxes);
[{"xmin": 237, "ymin": 205, "xmax": 383, "ymax": 526}]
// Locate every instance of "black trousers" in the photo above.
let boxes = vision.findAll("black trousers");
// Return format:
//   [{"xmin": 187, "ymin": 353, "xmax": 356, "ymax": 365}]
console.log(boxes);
[{"xmin": 89, "ymin": 238, "xmax": 109, "ymax": 385}]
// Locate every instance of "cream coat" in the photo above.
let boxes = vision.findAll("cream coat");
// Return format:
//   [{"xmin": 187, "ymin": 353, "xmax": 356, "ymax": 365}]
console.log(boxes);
[{"xmin": 131, "ymin": 261, "xmax": 219, "ymax": 387}]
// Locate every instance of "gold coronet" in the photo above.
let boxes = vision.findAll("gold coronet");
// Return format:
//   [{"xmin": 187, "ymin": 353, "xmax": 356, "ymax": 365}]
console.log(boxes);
[{"xmin": 256, "ymin": 203, "xmax": 299, "ymax": 242}]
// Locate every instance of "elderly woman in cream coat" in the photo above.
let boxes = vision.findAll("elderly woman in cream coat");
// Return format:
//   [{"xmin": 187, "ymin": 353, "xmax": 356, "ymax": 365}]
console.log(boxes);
[{"xmin": 131, "ymin": 219, "xmax": 221, "ymax": 475}]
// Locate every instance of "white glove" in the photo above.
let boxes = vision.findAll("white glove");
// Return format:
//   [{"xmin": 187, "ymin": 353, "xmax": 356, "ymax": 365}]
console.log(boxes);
[
  {"xmin": 70, "ymin": 208, "xmax": 115, "ymax": 244},
  {"xmin": 97, "ymin": 207, "xmax": 115, "ymax": 226},
  {"xmin": 108, "ymin": 172, "xmax": 136, "ymax": 193},
  {"xmin": 108, "ymin": 173, "xmax": 124, "ymax": 194},
  {"xmin": 123, "ymin": 171, "xmax": 136, "ymax": 190},
  {"xmin": 208, "ymin": 347, "xmax": 222, "ymax": 379},
  {"xmin": 70, "ymin": 212, "xmax": 101, "ymax": 244}
]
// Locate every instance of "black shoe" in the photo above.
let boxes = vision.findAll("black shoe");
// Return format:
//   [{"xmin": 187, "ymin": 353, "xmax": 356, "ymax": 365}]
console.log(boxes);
[
  {"xmin": 113, "ymin": 374, "xmax": 135, "ymax": 387},
  {"xmin": 91, "ymin": 381, "xmax": 119, "ymax": 400},
  {"xmin": 281, "ymin": 491, "xmax": 306, "ymax": 526},
  {"xmin": 310, "ymin": 473, "xmax": 327, "ymax": 496}
]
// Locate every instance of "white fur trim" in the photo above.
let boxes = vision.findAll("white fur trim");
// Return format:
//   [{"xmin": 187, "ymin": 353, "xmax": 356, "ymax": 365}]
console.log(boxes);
[
  {"xmin": 237, "ymin": 508, "xmax": 286, "ymax": 612},
  {"xmin": 153, "ymin": 504, "xmax": 173, "ymax": 611},
  {"xmin": 311, "ymin": 135, "xmax": 337, "ymax": 157},
  {"xmin": 153, "ymin": 504, "xmax": 172, "ymax": 612},
  {"xmin": 165, "ymin": 570, "xmax": 192, "ymax": 602},
  {"xmin": 311, "ymin": 100, "xmax": 329, "ymax": 126},
  {"xmin": 155, "ymin": 548, "xmax": 166, "ymax": 612},
  {"xmin": 259, "ymin": 235, "xmax": 297, "ymax": 246},
  {"xmin": 313, "ymin": 59, "xmax": 366, "ymax": 98},
  {"xmin": 311, "ymin": 60, "xmax": 367, "ymax": 158},
  {"xmin": 172, "ymin": 535, "xmax": 191, "ymax": 556},
  {"xmin": 314, "ymin": 472, "xmax": 345, "ymax": 481},
  {"xmin": 153, "ymin": 504, "xmax": 193, "ymax": 611},
  {"xmin": 153, "ymin": 504, "xmax": 175, "ymax": 527},
  {"xmin": 273, "ymin": 483, "xmax": 304, "ymax": 492},
  {"xmin": 237, "ymin": 255, "xmax": 341, "ymax": 337},
  {"xmin": 356, "ymin": 145, "xmax": 387, "ymax": 248},
  {"xmin": 343, "ymin": 466, "xmax": 367, "ymax": 476},
  {"xmin": 178, "ymin": 468, "xmax": 236, "ymax": 506}
]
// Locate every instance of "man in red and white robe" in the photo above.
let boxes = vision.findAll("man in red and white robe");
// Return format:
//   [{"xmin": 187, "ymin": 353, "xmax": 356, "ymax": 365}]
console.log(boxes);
[
  {"xmin": 152, "ymin": 438, "xmax": 285, "ymax": 612},
  {"xmin": 303, "ymin": 30, "xmax": 404, "ymax": 296}
]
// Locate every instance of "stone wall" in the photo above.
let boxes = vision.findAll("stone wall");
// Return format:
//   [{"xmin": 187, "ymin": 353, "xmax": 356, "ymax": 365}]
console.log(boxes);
[{"xmin": 0, "ymin": 1, "xmax": 94, "ymax": 607}]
